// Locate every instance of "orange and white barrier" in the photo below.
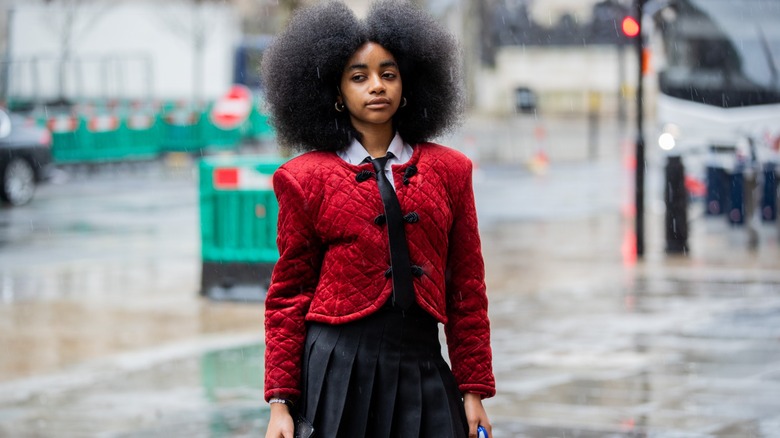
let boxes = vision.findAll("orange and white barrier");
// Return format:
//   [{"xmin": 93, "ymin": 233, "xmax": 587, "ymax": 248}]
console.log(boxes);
[
  {"xmin": 87, "ymin": 114, "xmax": 119, "ymax": 132},
  {"xmin": 164, "ymin": 110, "xmax": 200, "ymax": 126},
  {"xmin": 47, "ymin": 115, "xmax": 79, "ymax": 133},
  {"xmin": 127, "ymin": 114, "xmax": 155, "ymax": 130}
]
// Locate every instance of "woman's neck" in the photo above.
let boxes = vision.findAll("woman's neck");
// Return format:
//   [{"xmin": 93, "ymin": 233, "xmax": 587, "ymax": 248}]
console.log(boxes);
[{"xmin": 358, "ymin": 126, "xmax": 395, "ymax": 158}]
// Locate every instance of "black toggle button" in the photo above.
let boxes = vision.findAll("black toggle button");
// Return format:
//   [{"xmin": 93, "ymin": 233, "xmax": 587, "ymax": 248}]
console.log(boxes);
[
  {"xmin": 374, "ymin": 214, "xmax": 386, "ymax": 225},
  {"xmin": 403, "ymin": 212, "xmax": 419, "ymax": 223},
  {"xmin": 356, "ymin": 170, "xmax": 374, "ymax": 182},
  {"xmin": 411, "ymin": 265, "xmax": 424, "ymax": 277},
  {"xmin": 402, "ymin": 165, "xmax": 418, "ymax": 185},
  {"xmin": 384, "ymin": 267, "xmax": 393, "ymax": 278}
]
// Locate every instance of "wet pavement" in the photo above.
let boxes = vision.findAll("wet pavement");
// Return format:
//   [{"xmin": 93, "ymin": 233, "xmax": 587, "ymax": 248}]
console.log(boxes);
[{"xmin": 1, "ymin": 115, "xmax": 779, "ymax": 437}]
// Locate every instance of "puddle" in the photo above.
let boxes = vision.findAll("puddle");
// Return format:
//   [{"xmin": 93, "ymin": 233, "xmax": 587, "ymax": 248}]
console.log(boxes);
[{"xmin": 0, "ymin": 343, "xmax": 270, "ymax": 437}]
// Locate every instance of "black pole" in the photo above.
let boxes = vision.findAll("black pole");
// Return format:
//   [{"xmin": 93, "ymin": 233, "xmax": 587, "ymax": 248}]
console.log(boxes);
[
  {"xmin": 665, "ymin": 156, "xmax": 689, "ymax": 253},
  {"xmin": 617, "ymin": 43, "xmax": 626, "ymax": 126},
  {"xmin": 634, "ymin": 0, "xmax": 646, "ymax": 258}
]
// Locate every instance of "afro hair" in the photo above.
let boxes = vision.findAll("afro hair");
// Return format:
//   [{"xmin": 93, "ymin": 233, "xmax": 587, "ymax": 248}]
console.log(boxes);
[{"xmin": 261, "ymin": 0, "xmax": 464, "ymax": 152}]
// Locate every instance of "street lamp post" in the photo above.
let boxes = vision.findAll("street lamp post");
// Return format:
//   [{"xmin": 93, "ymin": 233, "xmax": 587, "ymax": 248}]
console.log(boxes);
[
  {"xmin": 629, "ymin": 0, "xmax": 690, "ymax": 256},
  {"xmin": 634, "ymin": 0, "xmax": 646, "ymax": 258}
]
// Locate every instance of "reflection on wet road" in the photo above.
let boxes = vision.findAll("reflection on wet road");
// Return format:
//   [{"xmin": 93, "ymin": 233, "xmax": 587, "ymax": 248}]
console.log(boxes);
[
  {"xmin": 1, "ymin": 117, "xmax": 780, "ymax": 437},
  {"xmin": 485, "ymin": 220, "xmax": 780, "ymax": 436},
  {"xmin": 0, "ymin": 161, "xmax": 265, "ymax": 383}
]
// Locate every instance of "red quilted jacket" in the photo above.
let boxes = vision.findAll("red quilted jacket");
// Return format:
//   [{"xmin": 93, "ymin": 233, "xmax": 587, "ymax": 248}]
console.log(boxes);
[{"xmin": 264, "ymin": 142, "xmax": 495, "ymax": 402}]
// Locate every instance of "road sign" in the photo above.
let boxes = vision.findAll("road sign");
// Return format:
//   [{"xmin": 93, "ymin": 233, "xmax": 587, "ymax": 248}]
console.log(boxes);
[{"xmin": 210, "ymin": 84, "xmax": 252, "ymax": 130}]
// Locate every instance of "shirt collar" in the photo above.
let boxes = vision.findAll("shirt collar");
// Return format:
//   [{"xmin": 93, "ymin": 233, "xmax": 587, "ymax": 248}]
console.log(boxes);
[
  {"xmin": 337, "ymin": 132, "xmax": 411, "ymax": 165},
  {"xmin": 386, "ymin": 133, "xmax": 407, "ymax": 162}
]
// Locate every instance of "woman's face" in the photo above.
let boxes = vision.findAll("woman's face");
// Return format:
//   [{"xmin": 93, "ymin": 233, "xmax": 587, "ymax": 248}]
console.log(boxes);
[{"xmin": 338, "ymin": 42, "xmax": 402, "ymax": 133}]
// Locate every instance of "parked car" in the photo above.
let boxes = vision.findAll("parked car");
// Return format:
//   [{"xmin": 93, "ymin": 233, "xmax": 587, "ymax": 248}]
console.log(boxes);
[{"xmin": 0, "ymin": 107, "xmax": 53, "ymax": 206}]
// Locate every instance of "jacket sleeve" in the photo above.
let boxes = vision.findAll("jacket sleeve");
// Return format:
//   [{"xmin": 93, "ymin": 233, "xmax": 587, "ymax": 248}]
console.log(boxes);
[
  {"xmin": 264, "ymin": 166, "xmax": 322, "ymax": 402},
  {"xmin": 443, "ymin": 157, "xmax": 496, "ymax": 398}
]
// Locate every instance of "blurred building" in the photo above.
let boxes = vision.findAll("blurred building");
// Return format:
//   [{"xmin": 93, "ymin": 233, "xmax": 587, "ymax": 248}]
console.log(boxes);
[
  {"xmin": 2, "ymin": 0, "xmax": 243, "ymax": 105},
  {"xmin": 476, "ymin": 0, "xmax": 651, "ymax": 116},
  {"xmin": 1, "ymin": 0, "xmax": 644, "ymax": 116}
]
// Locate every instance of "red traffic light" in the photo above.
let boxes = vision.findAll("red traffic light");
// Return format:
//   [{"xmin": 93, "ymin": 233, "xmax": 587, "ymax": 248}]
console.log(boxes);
[{"xmin": 622, "ymin": 16, "xmax": 640, "ymax": 37}]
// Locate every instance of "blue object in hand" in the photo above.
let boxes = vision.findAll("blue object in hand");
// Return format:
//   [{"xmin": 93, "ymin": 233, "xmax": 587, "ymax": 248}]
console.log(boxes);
[{"xmin": 477, "ymin": 425, "xmax": 489, "ymax": 438}]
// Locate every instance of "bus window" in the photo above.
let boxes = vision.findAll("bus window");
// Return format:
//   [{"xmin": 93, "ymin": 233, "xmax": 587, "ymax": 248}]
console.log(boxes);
[{"xmin": 655, "ymin": 0, "xmax": 780, "ymax": 108}]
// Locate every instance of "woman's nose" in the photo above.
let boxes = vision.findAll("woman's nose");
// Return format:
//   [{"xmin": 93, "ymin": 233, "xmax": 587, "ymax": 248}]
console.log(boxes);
[{"xmin": 368, "ymin": 75, "xmax": 385, "ymax": 94}]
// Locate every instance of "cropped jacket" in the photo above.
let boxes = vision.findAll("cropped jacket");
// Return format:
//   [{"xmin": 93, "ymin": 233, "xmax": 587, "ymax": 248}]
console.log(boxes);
[{"xmin": 264, "ymin": 142, "xmax": 495, "ymax": 402}]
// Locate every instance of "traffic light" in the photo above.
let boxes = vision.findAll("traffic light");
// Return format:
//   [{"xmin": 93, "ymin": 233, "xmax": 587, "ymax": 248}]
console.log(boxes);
[{"xmin": 621, "ymin": 15, "xmax": 640, "ymax": 38}]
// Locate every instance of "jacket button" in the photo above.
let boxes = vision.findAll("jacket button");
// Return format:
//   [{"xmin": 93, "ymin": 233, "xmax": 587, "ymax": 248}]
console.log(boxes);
[
  {"xmin": 355, "ymin": 170, "xmax": 374, "ymax": 182},
  {"xmin": 411, "ymin": 265, "xmax": 424, "ymax": 277},
  {"xmin": 384, "ymin": 267, "xmax": 393, "ymax": 278},
  {"xmin": 374, "ymin": 214, "xmax": 386, "ymax": 225},
  {"xmin": 403, "ymin": 212, "xmax": 419, "ymax": 223},
  {"xmin": 403, "ymin": 165, "xmax": 418, "ymax": 185}
]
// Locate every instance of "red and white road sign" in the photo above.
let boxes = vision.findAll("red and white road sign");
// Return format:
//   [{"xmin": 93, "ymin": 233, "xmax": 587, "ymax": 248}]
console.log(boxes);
[{"xmin": 210, "ymin": 84, "xmax": 253, "ymax": 130}]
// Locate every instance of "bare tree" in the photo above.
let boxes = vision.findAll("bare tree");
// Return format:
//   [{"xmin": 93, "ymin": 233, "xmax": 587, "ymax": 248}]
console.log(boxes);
[
  {"xmin": 40, "ymin": 0, "xmax": 114, "ymax": 105},
  {"xmin": 154, "ymin": 0, "xmax": 211, "ymax": 105},
  {"xmin": 156, "ymin": 0, "xmax": 242, "ymax": 105}
]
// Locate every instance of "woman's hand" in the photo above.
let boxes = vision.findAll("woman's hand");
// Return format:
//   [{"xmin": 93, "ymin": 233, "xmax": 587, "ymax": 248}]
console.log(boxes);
[
  {"xmin": 265, "ymin": 403, "xmax": 295, "ymax": 438},
  {"xmin": 464, "ymin": 392, "xmax": 492, "ymax": 438}
]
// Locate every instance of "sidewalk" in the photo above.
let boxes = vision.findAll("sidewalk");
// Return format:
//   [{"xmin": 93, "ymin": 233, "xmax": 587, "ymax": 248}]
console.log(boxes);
[{"xmin": 469, "ymin": 117, "xmax": 780, "ymax": 436}]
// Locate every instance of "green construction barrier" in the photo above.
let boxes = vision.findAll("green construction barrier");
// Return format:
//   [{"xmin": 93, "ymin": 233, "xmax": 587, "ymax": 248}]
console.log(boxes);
[
  {"xmin": 198, "ymin": 155, "xmax": 287, "ymax": 301},
  {"xmin": 45, "ymin": 99, "xmax": 251, "ymax": 162},
  {"xmin": 203, "ymin": 104, "xmax": 244, "ymax": 152},
  {"xmin": 158, "ymin": 108, "xmax": 204, "ymax": 153},
  {"xmin": 48, "ymin": 106, "xmax": 161, "ymax": 163},
  {"xmin": 243, "ymin": 97, "xmax": 275, "ymax": 142},
  {"xmin": 49, "ymin": 116, "xmax": 87, "ymax": 163},
  {"xmin": 159, "ymin": 103, "xmax": 245, "ymax": 154},
  {"xmin": 121, "ymin": 112, "xmax": 161, "ymax": 160},
  {"xmin": 80, "ymin": 114, "xmax": 123, "ymax": 161}
]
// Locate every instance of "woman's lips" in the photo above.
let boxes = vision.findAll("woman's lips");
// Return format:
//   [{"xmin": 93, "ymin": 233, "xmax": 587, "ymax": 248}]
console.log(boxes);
[{"xmin": 366, "ymin": 98, "xmax": 391, "ymax": 109}]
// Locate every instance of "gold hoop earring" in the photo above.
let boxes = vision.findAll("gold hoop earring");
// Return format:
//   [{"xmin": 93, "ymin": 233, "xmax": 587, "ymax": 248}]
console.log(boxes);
[
  {"xmin": 400, "ymin": 97, "xmax": 407, "ymax": 108},
  {"xmin": 335, "ymin": 102, "xmax": 346, "ymax": 112}
]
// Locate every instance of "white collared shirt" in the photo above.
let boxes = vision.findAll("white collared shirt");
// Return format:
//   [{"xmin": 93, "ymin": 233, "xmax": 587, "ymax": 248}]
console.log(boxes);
[{"xmin": 337, "ymin": 133, "xmax": 413, "ymax": 189}]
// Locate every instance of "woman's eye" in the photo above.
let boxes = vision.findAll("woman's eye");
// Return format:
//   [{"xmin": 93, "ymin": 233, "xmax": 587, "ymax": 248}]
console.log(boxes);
[
  {"xmin": 351, "ymin": 74, "xmax": 366, "ymax": 82},
  {"xmin": 383, "ymin": 72, "xmax": 397, "ymax": 79}
]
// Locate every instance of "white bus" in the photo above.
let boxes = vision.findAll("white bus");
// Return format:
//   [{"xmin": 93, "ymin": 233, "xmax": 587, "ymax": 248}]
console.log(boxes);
[{"xmin": 650, "ymin": 0, "xmax": 780, "ymax": 173}]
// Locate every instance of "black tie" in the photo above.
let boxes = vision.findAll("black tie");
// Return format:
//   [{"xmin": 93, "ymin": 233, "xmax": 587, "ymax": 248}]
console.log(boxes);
[{"xmin": 371, "ymin": 154, "xmax": 415, "ymax": 310}]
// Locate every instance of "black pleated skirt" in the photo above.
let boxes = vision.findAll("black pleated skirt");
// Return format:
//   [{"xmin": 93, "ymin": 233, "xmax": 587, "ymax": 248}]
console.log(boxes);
[{"xmin": 300, "ymin": 303, "xmax": 468, "ymax": 438}]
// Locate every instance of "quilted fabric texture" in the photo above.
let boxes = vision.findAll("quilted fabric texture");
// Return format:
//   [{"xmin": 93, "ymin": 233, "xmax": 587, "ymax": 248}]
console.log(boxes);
[{"xmin": 264, "ymin": 142, "xmax": 495, "ymax": 402}]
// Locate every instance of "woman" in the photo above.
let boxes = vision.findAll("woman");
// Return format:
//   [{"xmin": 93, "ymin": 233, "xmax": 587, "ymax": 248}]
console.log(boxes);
[{"xmin": 262, "ymin": 1, "xmax": 495, "ymax": 437}]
